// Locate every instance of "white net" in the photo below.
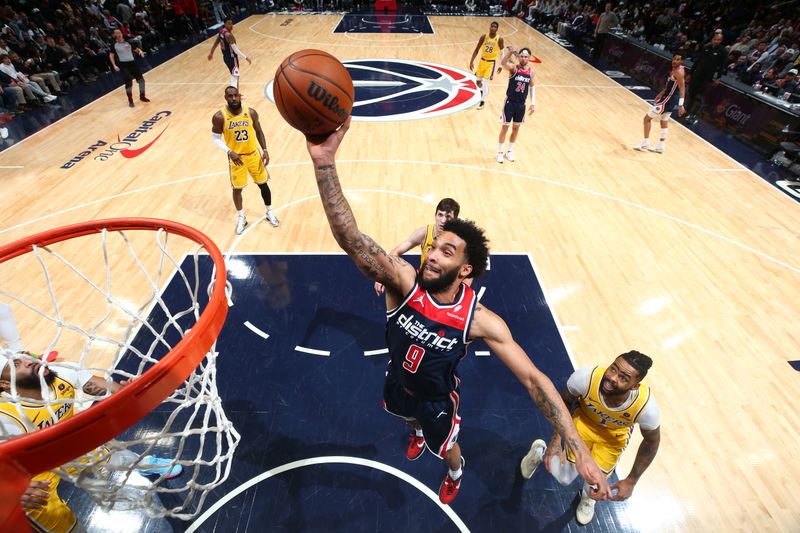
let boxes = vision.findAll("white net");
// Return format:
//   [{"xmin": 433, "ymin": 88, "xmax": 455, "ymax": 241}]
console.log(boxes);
[{"xmin": 0, "ymin": 223, "xmax": 240, "ymax": 520}]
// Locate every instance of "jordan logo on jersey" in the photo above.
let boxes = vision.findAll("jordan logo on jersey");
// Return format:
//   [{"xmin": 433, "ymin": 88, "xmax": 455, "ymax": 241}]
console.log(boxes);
[
  {"xmin": 413, "ymin": 295, "xmax": 425, "ymax": 307},
  {"xmin": 397, "ymin": 313, "xmax": 458, "ymax": 350}
]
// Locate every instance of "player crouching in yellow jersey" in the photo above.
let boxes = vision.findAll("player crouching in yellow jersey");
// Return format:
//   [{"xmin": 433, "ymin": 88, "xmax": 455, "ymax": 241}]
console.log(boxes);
[
  {"xmin": 212, "ymin": 85, "xmax": 279, "ymax": 235},
  {"xmin": 0, "ymin": 352, "xmax": 182, "ymax": 533},
  {"xmin": 469, "ymin": 21, "xmax": 504, "ymax": 110},
  {"xmin": 519, "ymin": 351, "xmax": 661, "ymax": 525}
]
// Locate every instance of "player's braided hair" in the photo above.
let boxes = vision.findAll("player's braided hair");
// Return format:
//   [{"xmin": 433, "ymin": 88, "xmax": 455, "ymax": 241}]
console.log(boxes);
[
  {"xmin": 441, "ymin": 219, "xmax": 490, "ymax": 279},
  {"xmin": 619, "ymin": 350, "xmax": 653, "ymax": 380}
]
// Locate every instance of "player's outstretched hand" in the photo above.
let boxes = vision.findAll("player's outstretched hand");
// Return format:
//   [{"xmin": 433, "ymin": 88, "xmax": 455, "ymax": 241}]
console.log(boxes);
[
  {"xmin": 246, "ymin": 57, "xmax": 252, "ymax": 65},
  {"xmin": 207, "ymin": 53, "xmax": 213, "ymax": 61},
  {"xmin": 575, "ymin": 453, "xmax": 610, "ymax": 500},
  {"xmin": 469, "ymin": 61, "xmax": 475, "ymax": 72},
  {"xmin": 528, "ymin": 105, "xmax": 535, "ymax": 115},
  {"xmin": 305, "ymin": 116, "xmax": 351, "ymax": 161},
  {"xmin": 113, "ymin": 65, "xmax": 120, "ymax": 72},
  {"xmin": 374, "ymin": 281, "xmax": 385, "ymax": 296},
  {"xmin": 609, "ymin": 478, "xmax": 636, "ymax": 501}
]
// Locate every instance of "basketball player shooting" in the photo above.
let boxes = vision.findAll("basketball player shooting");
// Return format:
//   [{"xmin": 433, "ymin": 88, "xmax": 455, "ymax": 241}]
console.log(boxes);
[{"xmin": 304, "ymin": 117, "xmax": 610, "ymax": 505}]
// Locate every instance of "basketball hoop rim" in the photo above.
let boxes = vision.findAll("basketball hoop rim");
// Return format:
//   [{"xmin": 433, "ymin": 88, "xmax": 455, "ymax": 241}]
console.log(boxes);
[{"xmin": 0, "ymin": 218, "xmax": 228, "ymax": 529}]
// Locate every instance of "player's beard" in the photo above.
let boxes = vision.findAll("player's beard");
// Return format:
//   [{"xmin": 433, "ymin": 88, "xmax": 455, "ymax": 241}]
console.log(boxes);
[
  {"xmin": 228, "ymin": 101, "xmax": 242, "ymax": 112},
  {"xmin": 417, "ymin": 262, "xmax": 461, "ymax": 293},
  {"xmin": 14, "ymin": 369, "xmax": 57, "ymax": 389}
]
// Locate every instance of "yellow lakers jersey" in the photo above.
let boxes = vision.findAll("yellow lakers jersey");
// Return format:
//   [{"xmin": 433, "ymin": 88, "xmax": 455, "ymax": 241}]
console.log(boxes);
[
  {"xmin": 575, "ymin": 366, "xmax": 651, "ymax": 445},
  {"xmin": 420, "ymin": 224, "xmax": 435, "ymax": 264},
  {"xmin": 1, "ymin": 376, "xmax": 78, "ymax": 532},
  {"xmin": 221, "ymin": 107, "xmax": 259, "ymax": 155},
  {"xmin": 480, "ymin": 34, "xmax": 501, "ymax": 62}
]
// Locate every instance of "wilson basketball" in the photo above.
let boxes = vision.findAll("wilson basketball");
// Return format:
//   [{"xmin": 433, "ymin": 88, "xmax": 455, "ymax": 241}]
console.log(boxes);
[{"xmin": 273, "ymin": 50, "xmax": 355, "ymax": 136}]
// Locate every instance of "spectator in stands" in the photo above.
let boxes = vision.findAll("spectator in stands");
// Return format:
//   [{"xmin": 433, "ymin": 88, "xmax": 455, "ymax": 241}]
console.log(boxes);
[
  {"xmin": 741, "ymin": 61, "xmax": 763, "ymax": 86},
  {"xmin": 730, "ymin": 34, "xmax": 753, "ymax": 56},
  {"xmin": 775, "ymin": 69, "xmax": 798, "ymax": 96},
  {"xmin": 0, "ymin": 54, "xmax": 56, "ymax": 104},
  {"xmin": 9, "ymin": 52, "xmax": 61, "ymax": 95},
  {"xmin": 593, "ymin": 2, "xmax": 620, "ymax": 62},
  {"xmin": 116, "ymin": 0, "xmax": 133, "ymax": 24}
]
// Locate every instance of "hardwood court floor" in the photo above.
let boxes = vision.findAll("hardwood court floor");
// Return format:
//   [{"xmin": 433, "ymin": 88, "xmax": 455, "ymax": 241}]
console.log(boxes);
[{"xmin": 0, "ymin": 15, "xmax": 798, "ymax": 533}]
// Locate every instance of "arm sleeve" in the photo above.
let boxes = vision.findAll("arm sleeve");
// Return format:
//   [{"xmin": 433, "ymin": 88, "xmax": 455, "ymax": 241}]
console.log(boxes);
[
  {"xmin": 231, "ymin": 43, "xmax": 247, "ymax": 60},
  {"xmin": 637, "ymin": 395, "xmax": 661, "ymax": 430},
  {"xmin": 212, "ymin": 132, "xmax": 230, "ymax": 153},
  {"xmin": 566, "ymin": 367, "xmax": 593, "ymax": 397}
]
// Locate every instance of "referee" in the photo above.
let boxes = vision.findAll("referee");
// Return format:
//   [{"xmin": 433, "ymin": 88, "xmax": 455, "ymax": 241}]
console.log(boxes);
[
  {"xmin": 109, "ymin": 28, "xmax": 150, "ymax": 108},
  {"xmin": 685, "ymin": 30, "xmax": 726, "ymax": 123}
]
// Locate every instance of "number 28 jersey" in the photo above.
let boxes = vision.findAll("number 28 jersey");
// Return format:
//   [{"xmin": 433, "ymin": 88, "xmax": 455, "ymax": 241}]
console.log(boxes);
[
  {"xmin": 221, "ymin": 106, "xmax": 258, "ymax": 155},
  {"xmin": 386, "ymin": 282, "xmax": 478, "ymax": 401}
]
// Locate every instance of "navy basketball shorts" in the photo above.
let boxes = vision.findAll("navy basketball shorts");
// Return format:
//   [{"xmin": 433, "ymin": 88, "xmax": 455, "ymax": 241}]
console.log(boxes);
[
  {"xmin": 224, "ymin": 55, "xmax": 239, "ymax": 76},
  {"xmin": 382, "ymin": 371, "xmax": 462, "ymax": 459},
  {"xmin": 501, "ymin": 100, "xmax": 526, "ymax": 125}
]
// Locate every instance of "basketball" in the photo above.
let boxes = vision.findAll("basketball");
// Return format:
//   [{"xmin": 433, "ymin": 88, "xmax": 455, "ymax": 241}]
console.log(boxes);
[{"xmin": 273, "ymin": 49, "xmax": 355, "ymax": 136}]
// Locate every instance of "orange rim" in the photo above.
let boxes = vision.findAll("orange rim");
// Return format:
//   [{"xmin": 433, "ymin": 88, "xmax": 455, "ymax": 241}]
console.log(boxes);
[{"xmin": 0, "ymin": 218, "xmax": 228, "ymax": 531}]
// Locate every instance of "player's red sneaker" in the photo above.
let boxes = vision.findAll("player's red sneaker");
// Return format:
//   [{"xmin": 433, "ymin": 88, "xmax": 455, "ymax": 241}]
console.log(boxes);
[
  {"xmin": 438, "ymin": 457, "xmax": 465, "ymax": 505},
  {"xmin": 406, "ymin": 433, "xmax": 425, "ymax": 461}
]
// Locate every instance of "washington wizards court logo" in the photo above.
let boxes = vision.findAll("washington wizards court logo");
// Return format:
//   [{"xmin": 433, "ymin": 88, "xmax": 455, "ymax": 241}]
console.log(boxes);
[{"xmin": 265, "ymin": 60, "xmax": 480, "ymax": 121}]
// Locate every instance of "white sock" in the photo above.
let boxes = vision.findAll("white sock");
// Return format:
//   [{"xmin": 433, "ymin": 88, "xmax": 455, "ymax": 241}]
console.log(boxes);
[
  {"xmin": 231, "ymin": 75, "xmax": 239, "ymax": 88},
  {"xmin": 0, "ymin": 302, "xmax": 24, "ymax": 352},
  {"xmin": 641, "ymin": 138, "xmax": 650, "ymax": 145},
  {"xmin": 448, "ymin": 465, "xmax": 462, "ymax": 480},
  {"xmin": 237, "ymin": 210, "xmax": 244, "ymax": 218},
  {"xmin": 414, "ymin": 428, "xmax": 423, "ymax": 437},
  {"xmin": 481, "ymin": 81, "xmax": 488, "ymax": 101},
  {"xmin": 498, "ymin": 143, "xmax": 504, "ymax": 152},
  {"xmin": 508, "ymin": 142, "xmax": 515, "ymax": 151},
  {"xmin": 266, "ymin": 206, "xmax": 273, "ymax": 214}
]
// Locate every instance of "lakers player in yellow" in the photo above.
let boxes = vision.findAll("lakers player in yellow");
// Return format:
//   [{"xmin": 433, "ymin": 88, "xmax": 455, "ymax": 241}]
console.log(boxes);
[
  {"xmin": 0, "ymin": 352, "xmax": 181, "ymax": 532},
  {"xmin": 373, "ymin": 198, "xmax": 461, "ymax": 296},
  {"xmin": 519, "ymin": 351, "xmax": 661, "ymax": 525},
  {"xmin": 212, "ymin": 85, "xmax": 279, "ymax": 235},
  {"xmin": 469, "ymin": 21, "xmax": 504, "ymax": 110}
]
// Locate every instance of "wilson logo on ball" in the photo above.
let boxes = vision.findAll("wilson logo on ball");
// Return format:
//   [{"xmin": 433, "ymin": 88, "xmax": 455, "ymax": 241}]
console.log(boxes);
[
  {"xmin": 267, "ymin": 59, "xmax": 481, "ymax": 124},
  {"xmin": 307, "ymin": 80, "xmax": 349, "ymax": 122}
]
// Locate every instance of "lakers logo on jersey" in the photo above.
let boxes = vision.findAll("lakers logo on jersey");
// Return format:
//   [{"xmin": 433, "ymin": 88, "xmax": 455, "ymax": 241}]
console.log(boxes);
[
  {"xmin": 221, "ymin": 107, "xmax": 258, "ymax": 155},
  {"xmin": 481, "ymin": 34, "xmax": 500, "ymax": 62}
]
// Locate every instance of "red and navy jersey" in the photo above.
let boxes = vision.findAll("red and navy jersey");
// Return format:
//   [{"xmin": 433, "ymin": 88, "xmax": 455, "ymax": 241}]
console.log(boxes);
[
  {"xmin": 505, "ymin": 65, "xmax": 532, "ymax": 104},
  {"xmin": 219, "ymin": 29, "xmax": 235, "ymax": 61},
  {"xmin": 654, "ymin": 65, "xmax": 683, "ymax": 112},
  {"xmin": 385, "ymin": 282, "xmax": 478, "ymax": 401}
]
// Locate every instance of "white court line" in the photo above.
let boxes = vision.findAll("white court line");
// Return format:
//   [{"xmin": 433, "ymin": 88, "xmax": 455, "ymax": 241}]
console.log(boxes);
[
  {"xmin": 0, "ymin": 165, "xmax": 23, "ymax": 169},
  {"xmin": 185, "ymin": 456, "xmax": 470, "ymax": 533},
  {"xmin": 527, "ymin": 253, "xmax": 579, "ymax": 370},
  {"xmin": 476, "ymin": 286, "xmax": 486, "ymax": 301},
  {"xmin": 703, "ymin": 168, "xmax": 753, "ymax": 172},
  {"xmin": 364, "ymin": 348, "xmax": 389, "ymax": 356},
  {"xmin": 474, "ymin": 351, "xmax": 491, "ymax": 357},
  {"xmin": 4, "ymin": 160, "xmax": 798, "ymax": 276},
  {"xmin": 295, "ymin": 346, "xmax": 330, "ymax": 356},
  {"xmin": 560, "ymin": 325, "xmax": 580, "ymax": 331},
  {"xmin": 243, "ymin": 321, "xmax": 269, "ymax": 340}
]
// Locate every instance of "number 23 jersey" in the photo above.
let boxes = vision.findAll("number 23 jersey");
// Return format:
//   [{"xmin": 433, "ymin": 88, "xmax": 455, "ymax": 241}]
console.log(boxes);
[
  {"xmin": 385, "ymin": 282, "xmax": 478, "ymax": 400},
  {"xmin": 221, "ymin": 107, "xmax": 258, "ymax": 155}
]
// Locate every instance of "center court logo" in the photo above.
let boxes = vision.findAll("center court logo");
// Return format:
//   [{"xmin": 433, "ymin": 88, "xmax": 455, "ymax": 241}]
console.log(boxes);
[
  {"xmin": 265, "ymin": 60, "xmax": 480, "ymax": 121},
  {"xmin": 60, "ymin": 110, "xmax": 171, "ymax": 169}
]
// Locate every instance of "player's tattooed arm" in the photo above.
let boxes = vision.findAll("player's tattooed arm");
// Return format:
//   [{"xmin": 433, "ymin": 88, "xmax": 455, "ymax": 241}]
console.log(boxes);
[
  {"xmin": 82, "ymin": 375, "xmax": 124, "ymax": 397},
  {"xmin": 470, "ymin": 304, "xmax": 608, "ymax": 498},
  {"xmin": 313, "ymin": 162, "xmax": 413, "ymax": 288}
]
